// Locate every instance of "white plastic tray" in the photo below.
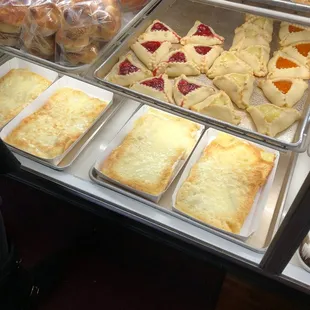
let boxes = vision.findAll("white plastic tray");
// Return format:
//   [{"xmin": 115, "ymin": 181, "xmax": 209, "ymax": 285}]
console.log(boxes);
[
  {"xmin": 0, "ymin": 57, "xmax": 59, "ymax": 129},
  {"xmin": 94, "ymin": 105, "xmax": 204, "ymax": 202},
  {"xmin": 172, "ymin": 128, "xmax": 280, "ymax": 240},
  {"xmin": 1, "ymin": 75, "xmax": 114, "ymax": 166}
]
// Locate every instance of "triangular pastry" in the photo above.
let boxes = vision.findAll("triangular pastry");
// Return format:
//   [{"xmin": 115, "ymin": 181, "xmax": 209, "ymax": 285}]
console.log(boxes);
[
  {"xmin": 181, "ymin": 21, "xmax": 224, "ymax": 46},
  {"xmin": 281, "ymin": 42, "xmax": 310, "ymax": 68},
  {"xmin": 155, "ymin": 49, "xmax": 200, "ymax": 77},
  {"xmin": 213, "ymin": 73, "xmax": 255, "ymax": 109},
  {"xmin": 230, "ymin": 28, "xmax": 269, "ymax": 51},
  {"xmin": 267, "ymin": 51, "xmax": 310, "ymax": 79},
  {"xmin": 139, "ymin": 20, "xmax": 181, "ymax": 43},
  {"xmin": 236, "ymin": 45, "xmax": 270, "ymax": 77},
  {"xmin": 235, "ymin": 23, "xmax": 272, "ymax": 42},
  {"xmin": 191, "ymin": 91, "xmax": 241, "ymax": 125},
  {"xmin": 244, "ymin": 15, "xmax": 273, "ymax": 35},
  {"xmin": 131, "ymin": 40, "xmax": 171, "ymax": 70},
  {"xmin": 107, "ymin": 54, "xmax": 152, "ymax": 86},
  {"xmin": 259, "ymin": 78, "xmax": 308, "ymax": 108},
  {"xmin": 130, "ymin": 74, "xmax": 173, "ymax": 103},
  {"xmin": 183, "ymin": 44, "xmax": 223, "ymax": 73},
  {"xmin": 208, "ymin": 51, "xmax": 253, "ymax": 79},
  {"xmin": 279, "ymin": 22, "xmax": 310, "ymax": 46},
  {"xmin": 173, "ymin": 74, "xmax": 215, "ymax": 108},
  {"xmin": 247, "ymin": 104, "xmax": 301, "ymax": 137}
]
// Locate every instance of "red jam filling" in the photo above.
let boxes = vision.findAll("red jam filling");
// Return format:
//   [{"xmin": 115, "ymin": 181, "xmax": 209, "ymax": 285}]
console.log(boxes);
[
  {"xmin": 178, "ymin": 79, "xmax": 200, "ymax": 95},
  {"xmin": 119, "ymin": 59, "xmax": 139, "ymax": 75},
  {"xmin": 151, "ymin": 22, "xmax": 168, "ymax": 32},
  {"xmin": 168, "ymin": 52, "xmax": 186, "ymax": 63},
  {"xmin": 193, "ymin": 24, "xmax": 213, "ymax": 37},
  {"xmin": 194, "ymin": 46, "xmax": 212, "ymax": 55},
  {"xmin": 288, "ymin": 25, "xmax": 304, "ymax": 33},
  {"xmin": 141, "ymin": 41, "xmax": 161, "ymax": 53},
  {"xmin": 141, "ymin": 77, "xmax": 164, "ymax": 91}
]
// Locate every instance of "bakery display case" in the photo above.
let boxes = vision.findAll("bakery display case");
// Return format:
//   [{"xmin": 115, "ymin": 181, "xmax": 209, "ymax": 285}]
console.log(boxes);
[{"xmin": 1, "ymin": 0, "xmax": 310, "ymax": 295}]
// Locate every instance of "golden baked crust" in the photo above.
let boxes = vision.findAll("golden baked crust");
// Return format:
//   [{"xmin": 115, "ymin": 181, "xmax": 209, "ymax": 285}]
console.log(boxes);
[
  {"xmin": 101, "ymin": 109, "xmax": 200, "ymax": 195},
  {"xmin": 5, "ymin": 87, "xmax": 108, "ymax": 159},
  {"xmin": 175, "ymin": 133, "xmax": 275, "ymax": 234},
  {"xmin": 0, "ymin": 68, "xmax": 51, "ymax": 128},
  {"xmin": 26, "ymin": 3, "xmax": 61, "ymax": 37},
  {"xmin": 0, "ymin": 5, "xmax": 28, "ymax": 27}
]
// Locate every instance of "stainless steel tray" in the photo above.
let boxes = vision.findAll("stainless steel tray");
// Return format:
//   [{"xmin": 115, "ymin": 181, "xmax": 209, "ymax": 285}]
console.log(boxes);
[
  {"xmin": 0, "ymin": 0, "xmax": 161, "ymax": 74},
  {"xmin": 90, "ymin": 149, "xmax": 297, "ymax": 252},
  {"xmin": 242, "ymin": 0, "xmax": 310, "ymax": 14},
  {"xmin": 92, "ymin": 0, "xmax": 310, "ymax": 152},
  {"xmin": 8, "ymin": 99, "xmax": 122, "ymax": 171}
]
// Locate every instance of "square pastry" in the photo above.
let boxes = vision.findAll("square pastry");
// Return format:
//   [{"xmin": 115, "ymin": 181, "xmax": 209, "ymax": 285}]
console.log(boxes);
[
  {"xmin": 191, "ymin": 91, "xmax": 241, "ymax": 125},
  {"xmin": 131, "ymin": 40, "xmax": 171, "ymax": 70},
  {"xmin": 130, "ymin": 74, "xmax": 173, "ymax": 103},
  {"xmin": 243, "ymin": 15, "xmax": 273, "ymax": 35},
  {"xmin": 247, "ymin": 103, "xmax": 301, "ymax": 137},
  {"xmin": 236, "ymin": 45, "xmax": 270, "ymax": 77},
  {"xmin": 279, "ymin": 22, "xmax": 310, "ymax": 46},
  {"xmin": 213, "ymin": 73, "xmax": 255, "ymax": 109},
  {"xmin": 183, "ymin": 44, "xmax": 223, "ymax": 73},
  {"xmin": 208, "ymin": 51, "xmax": 253, "ymax": 79},
  {"xmin": 107, "ymin": 54, "xmax": 152, "ymax": 86},
  {"xmin": 230, "ymin": 28, "xmax": 269, "ymax": 51},
  {"xmin": 259, "ymin": 78, "xmax": 308, "ymax": 108},
  {"xmin": 267, "ymin": 51, "xmax": 310, "ymax": 79},
  {"xmin": 138, "ymin": 20, "xmax": 181, "ymax": 43},
  {"xmin": 173, "ymin": 74, "xmax": 215, "ymax": 109},
  {"xmin": 181, "ymin": 21, "xmax": 224, "ymax": 46},
  {"xmin": 155, "ymin": 49, "xmax": 200, "ymax": 77},
  {"xmin": 281, "ymin": 42, "xmax": 310, "ymax": 68}
]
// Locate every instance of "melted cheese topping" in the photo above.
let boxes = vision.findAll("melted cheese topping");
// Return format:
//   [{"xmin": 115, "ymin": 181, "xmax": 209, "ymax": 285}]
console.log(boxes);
[
  {"xmin": 0, "ymin": 69, "xmax": 51, "ymax": 128},
  {"xmin": 257, "ymin": 105, "xmax": 281, "ymax": 122},
  {"xmin": 5, "ymin": 88, "xmax": 108, "ymax": 159},
  {"xmin": 101, "ymin": 109, "xmax": 200, "ymax": 195},
  {"xmin": 175, "ymin": 133, "xmax": 275, "ymax": 233},
  {"xmin": 229, "ymin": 73, "xmax": 247, "ymax": 87}
]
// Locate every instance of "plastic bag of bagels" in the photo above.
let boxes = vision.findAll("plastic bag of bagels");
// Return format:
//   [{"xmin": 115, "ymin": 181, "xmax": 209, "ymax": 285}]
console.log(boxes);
[
  {"xmin": 55, "ymin": 0, "xmax": 121, "ymax": 66},
  {"xmin": 0, "ymin": 0, "xmax": 32, "ymax": 47},
  {"xmin": 20, "ymin": 0, "xmax": 61, "ymax": 60}
]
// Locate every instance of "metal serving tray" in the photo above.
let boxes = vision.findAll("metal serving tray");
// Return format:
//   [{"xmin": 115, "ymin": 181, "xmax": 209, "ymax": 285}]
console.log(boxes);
[
  {"xmin": 242, "ymin": 0, "xmax": 310, "ymax": 14},
  {"xmin": 93, "ymin": 0, "xmax": 310, "ymax": 152},
  {"xmin": 7, "ymin": 99, "xmax": 122, "ymax": 171},
  {"xmin": 0, "ymin": 0, "xmax": 161, "ymax": 74},
  {"xmin": 90, "ymin": 148, "xmax": 297, "ymax": 252}
]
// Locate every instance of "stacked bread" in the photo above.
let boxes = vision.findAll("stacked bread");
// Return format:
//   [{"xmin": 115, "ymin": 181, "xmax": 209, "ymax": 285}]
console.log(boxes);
[
  {"xmin": 21, "ymin": 0, "xmax": 61, "ymax": 60},
  {"xmin": 0, "ymin": 0, "xmax": 121, "ymax": 65},
  {"xmin": 55, "ymin": 0, "xmax": 121, "ymax": 65},
  {"xmin": 0, "ymin": 0, "xmax": 30, "ymax": 47}
]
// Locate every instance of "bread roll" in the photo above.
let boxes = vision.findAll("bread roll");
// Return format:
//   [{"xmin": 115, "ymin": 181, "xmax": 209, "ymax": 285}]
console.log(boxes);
[
  {"xmin": 56, "ymin": 28, "xmax": 89, "ymax": 52},
  {"xmin": 0, "ymin": 31, "xmax": 19, "ymax": 46},
  {"xmin": 22, "ymin": 32, "xmax": 55, "ymax": 59},
  {"xmin": 93, "ymin": 1, "xmax": 121, "ymax": 41},
  {"xmin": 66, "ymin": 43, "xmax": 99, "ymax": 64},
  {"xmin": 26, "ymin": 2, "xmax": 61, "ymax": 37},
  {"xmin": 0, "ymin": 5, "xmax": 28, "ymax": 33}
]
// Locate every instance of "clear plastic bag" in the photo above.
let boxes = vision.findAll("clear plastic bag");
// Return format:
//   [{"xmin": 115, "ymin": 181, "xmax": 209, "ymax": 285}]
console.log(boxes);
[
  {"xmin": 20, "ymin": 0, "xmax": 61, "ymax": 60},
  {"xmin": 56, "ymin": 0, "xmax": 121, "ymax": 65},
  {"xmin": 0, "ymin": 0, "xmax": 32, "ymax": 47}
]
